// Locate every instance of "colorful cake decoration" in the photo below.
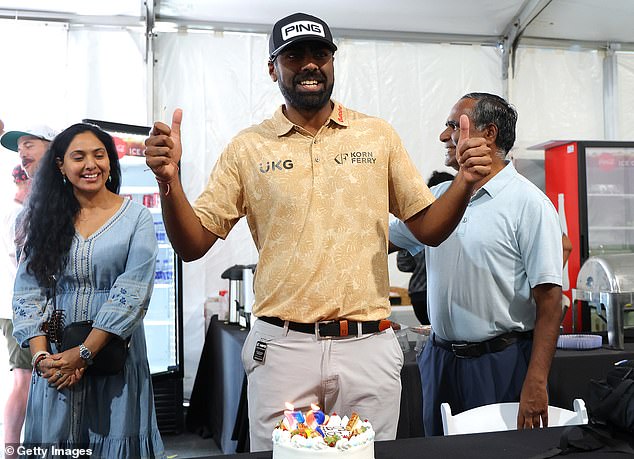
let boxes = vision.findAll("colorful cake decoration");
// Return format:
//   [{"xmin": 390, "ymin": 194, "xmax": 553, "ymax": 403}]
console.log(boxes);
[{"xmin": 272, "ymin": 402, "xmax": 375, "ymax": 453}]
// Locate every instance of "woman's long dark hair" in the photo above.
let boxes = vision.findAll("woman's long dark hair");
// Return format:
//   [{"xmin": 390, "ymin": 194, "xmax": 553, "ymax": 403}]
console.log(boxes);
[{"xmin": 23, "ymin": 123, "xmax": 121, "ymax": 286}]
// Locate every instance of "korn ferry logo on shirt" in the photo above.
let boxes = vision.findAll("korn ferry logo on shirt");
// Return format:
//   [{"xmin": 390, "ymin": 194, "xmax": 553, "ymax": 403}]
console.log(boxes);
[{"xmin": 334, "ymin": 151, "xmax": 376, "ymax": 165}]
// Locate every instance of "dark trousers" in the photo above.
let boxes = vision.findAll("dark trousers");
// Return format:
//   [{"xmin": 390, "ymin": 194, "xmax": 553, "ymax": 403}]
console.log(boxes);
[
  {"xmin": 418, "ymin": 333, "xmax": 533, "ymax": 436},
  {"xmin": 410, "ymin": 292, "xmax": 428, "ymax": 325}
]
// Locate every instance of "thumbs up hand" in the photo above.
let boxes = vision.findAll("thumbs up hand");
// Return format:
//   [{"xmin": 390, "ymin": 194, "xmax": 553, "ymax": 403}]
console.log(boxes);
[
  {"xmin": 145, "ymin": 108, "xmax": 183, "ymax": 183},
  {"xmin": 456, "ymin": 114, "xmax": 492, "ymax": 184}
]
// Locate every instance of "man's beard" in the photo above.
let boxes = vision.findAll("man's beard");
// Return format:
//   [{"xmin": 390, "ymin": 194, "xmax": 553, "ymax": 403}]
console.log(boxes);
[{"xmin": 278, "ymin": 71, "xmax": 334, "ymax": 111}]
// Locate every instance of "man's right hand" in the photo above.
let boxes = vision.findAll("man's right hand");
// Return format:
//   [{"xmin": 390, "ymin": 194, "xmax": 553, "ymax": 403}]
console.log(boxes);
[
  {"xmin": 145, "ymin": 108, "xmax": 183, "ymax": 183},
  {"xmin": 456, "ymin": 114, "xmax": 491, "ymax": 186}
]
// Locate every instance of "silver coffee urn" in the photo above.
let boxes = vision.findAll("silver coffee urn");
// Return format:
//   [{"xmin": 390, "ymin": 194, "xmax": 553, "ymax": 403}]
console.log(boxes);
[
  {"xmin": 239, "ymin": 264, "xmax": 256, "ymax": 329},
  {"xmin": 572, "ymin": 253, "xmax": 634, "ymax": 349},
  {"xmin": 221, "ymin": 265, "xmax": 246, "ymax": 325}
]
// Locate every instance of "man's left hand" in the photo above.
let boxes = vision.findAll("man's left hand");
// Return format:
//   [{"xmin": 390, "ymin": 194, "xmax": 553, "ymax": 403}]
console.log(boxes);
[{"xmin": 517, "ymin": 378, "xmax": 549, "ymax": 429}]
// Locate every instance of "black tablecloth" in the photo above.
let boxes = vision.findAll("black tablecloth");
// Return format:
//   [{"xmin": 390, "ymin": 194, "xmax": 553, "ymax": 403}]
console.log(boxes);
[
  {"xmin": 187, "ymin": 317, "xmax": 634, "ymax": 454},
  {"xmin": 187, "ymin": 316, "xmax": 248, "ymax": 453},
  {"xmin": 548, "ymin": 343, "xmax": 634, "ymax": 408},
  {"xmin": 206, "ymin": 426, "xmax": 632, "ymax": 459}
]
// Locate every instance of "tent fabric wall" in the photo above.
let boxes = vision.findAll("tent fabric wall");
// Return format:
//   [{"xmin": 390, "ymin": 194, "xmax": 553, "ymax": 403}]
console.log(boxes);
[
  {"xmin": 617, "ymin": 52, "xmax": 634, "ymax": 140},
  {"xmin": 509, "ymin": 47, "xmax": 605, "ymax": 158},
  {"xmin": 154, "ymin": 31, "xmax": 502, "ymax": 396},
  {"xmin": 0, "ymin": 20, "xmax": 147, "ymax": 229}
]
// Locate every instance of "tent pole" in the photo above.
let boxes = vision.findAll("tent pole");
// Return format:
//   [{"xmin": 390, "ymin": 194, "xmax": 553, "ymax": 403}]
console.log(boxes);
[
  {"xmin": 603, "ymin": 43, "xmax": 620, "ymax": 140},
  {"xmin": 145, "ymin": 0, "xmax": 156, "ymax": 127}
]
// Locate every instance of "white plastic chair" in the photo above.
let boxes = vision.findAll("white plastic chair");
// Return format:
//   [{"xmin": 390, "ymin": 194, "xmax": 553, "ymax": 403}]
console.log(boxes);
[{"xmin": 441, "ymin": 399, "xmax": 588, "ymax": 436}]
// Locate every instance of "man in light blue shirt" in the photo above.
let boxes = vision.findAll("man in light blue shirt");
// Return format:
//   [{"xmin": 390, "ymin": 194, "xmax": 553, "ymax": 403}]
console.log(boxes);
[{"xmin": 390, "ymin": 93, "xmax": 563, "ymax": 436}]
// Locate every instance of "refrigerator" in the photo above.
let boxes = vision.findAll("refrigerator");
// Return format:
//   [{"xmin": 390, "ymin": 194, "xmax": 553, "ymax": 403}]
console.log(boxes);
[
  {"xmin": 534, "ymin": 140, "xmax": 634, "ymax": 332},
  {"xmin": 83, "ymin": 119, "xmax": 184, "ymax": 434}
]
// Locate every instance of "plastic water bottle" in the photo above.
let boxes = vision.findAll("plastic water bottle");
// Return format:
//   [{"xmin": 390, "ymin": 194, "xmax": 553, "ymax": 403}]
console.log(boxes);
[{"xmin": 154, "ymin": 221, "xmax": 166, "ymax": 243}]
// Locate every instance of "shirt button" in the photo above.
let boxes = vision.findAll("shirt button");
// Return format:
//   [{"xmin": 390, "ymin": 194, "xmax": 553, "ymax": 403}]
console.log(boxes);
[
  {"xmin": 313, "ymin": 139, "xmax": 318, "ymax": 144},
  {"xmin": 315, "ymin": 158, "xmax": 320, "ymax": 162},
  {"xmin": 462, "ymin": 217, "xmax": 467, "ymax": 223}
]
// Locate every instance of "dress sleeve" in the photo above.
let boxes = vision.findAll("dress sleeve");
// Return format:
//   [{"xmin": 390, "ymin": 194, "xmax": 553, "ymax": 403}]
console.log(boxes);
[
  {"xmin": 12, "ymin": 261, "xmax": 51, "ymax": 348},
  {"xmin": 93, "ymin": 207, "xmax": 158, "ymax": 339}
]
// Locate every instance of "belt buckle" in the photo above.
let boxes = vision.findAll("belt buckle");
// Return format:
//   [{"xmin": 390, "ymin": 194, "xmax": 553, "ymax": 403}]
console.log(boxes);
[
  {"xmin": 315, "ymin": 320, "xmax": 349, "ymax": 339},
  {"xmin": 315, "ymin": 320, "xmax": 335, "ymax": 340},
  {"xmin": 451, "ymin": 343, "xmax": 473, "ymax": 359}
]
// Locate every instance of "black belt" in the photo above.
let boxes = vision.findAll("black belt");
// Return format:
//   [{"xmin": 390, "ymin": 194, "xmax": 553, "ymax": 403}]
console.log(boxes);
[
  {"xmin": 432, "ymin": 330, "xmax": 533, "ymax": 358},
  {"xmin": 258, "ymin": 316, "xmax": 392, "ymax": 338}
]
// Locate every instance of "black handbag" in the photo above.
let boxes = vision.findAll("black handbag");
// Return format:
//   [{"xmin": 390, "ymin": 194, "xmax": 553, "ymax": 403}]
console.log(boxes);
[
  {"xmin": 43, "ymin": 276, "xmax": 129, "ymax": 376},
  {"xmin": 61, "ymin": 320, "xmax": 129, "ymax": 376}
]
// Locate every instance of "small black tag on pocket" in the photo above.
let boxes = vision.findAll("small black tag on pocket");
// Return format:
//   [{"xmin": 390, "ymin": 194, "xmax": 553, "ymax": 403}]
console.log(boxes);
[{"xmin": 253, "ymin": 340, "xmax": 267, "ymax": 363}]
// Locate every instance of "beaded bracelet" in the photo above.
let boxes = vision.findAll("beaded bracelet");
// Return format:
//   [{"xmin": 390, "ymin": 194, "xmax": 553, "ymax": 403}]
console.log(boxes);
[{"xmin": 31, "ymin": 351, "xmax": 50, "ymax": 376}]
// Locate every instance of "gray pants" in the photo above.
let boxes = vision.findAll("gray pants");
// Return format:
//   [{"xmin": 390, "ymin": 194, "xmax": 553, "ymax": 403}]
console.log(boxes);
[{"xmin": 242, "ymin": 318, "xmax": 404, "ymax": 452}]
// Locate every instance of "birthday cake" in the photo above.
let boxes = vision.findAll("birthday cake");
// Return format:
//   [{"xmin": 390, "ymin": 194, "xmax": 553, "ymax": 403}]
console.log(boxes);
[{"xmin": 272, "ymin": 406, "xmax": 375, "ymax": 459}]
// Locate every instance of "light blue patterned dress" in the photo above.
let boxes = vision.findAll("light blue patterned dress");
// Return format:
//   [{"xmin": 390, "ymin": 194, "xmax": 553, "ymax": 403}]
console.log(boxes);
[{"xmin": 13, "ymin": 199, "xmax": 165, "ymax": 458}]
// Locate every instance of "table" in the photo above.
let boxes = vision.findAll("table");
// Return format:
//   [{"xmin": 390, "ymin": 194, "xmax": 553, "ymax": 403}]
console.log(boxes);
[
  {"xmin": 548, "ymin": 343, "xmax": 634, "ymax": 409},
  {"xmin": 187, "ymin": 316, "xmax": 248, "ymax": 453},
  {"xmin": 187, "ymin": 317, "xmax": 634, "ymax": 453},
  {"xmin": 205, "ymin": 426, "xmax": 631, "ymax": 459}
]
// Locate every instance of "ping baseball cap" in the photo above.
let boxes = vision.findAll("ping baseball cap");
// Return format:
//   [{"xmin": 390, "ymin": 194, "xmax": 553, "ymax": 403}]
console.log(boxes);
[
  {"xmin": 269, "ymin": 12, "xmax": 337, "ymax": 61},
  {"xmin": 1, "ymin": 124, "xmax": 58, "ymax": 152}
]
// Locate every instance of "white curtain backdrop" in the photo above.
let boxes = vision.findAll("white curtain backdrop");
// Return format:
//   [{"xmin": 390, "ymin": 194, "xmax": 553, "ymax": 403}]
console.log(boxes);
[
  {"xmin": 509, "ymin": 46, "xmax": 605, "ymax": 158},
  {"xmin": 617, "ymin": 51, "xmax": 634, "ymax": 140},
  {"xmin": 0, "ymin": 19, "xmax": 147, "ymax": 214}
]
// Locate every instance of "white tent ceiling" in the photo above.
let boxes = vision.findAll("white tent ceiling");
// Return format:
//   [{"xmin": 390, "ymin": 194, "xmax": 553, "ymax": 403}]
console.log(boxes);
[{"xmin": 1, "ymin": 0, "xmax": 633, "ymax": 47}]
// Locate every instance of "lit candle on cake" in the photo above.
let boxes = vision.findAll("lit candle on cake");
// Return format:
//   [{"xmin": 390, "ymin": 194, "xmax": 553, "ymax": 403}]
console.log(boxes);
[
  {"xmin": 284, "ymin": 402, "xmax": 302, "ymax": 430},
  {"xmin": 311, "ymin": 403, "xmax": 326, "ymax": 425}
]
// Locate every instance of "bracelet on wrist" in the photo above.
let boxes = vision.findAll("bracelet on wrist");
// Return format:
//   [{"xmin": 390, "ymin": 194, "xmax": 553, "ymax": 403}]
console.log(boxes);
[
  {"xmin": 31, "ymin": 350, "xmax": 50, "ymax": 367},
  {"xmin": 156, "ymin": 178, "xmax": 173, "ymax": 196},
  {"xmin": 155, "ymin": 164, "xmax": 179, "ymax": 197},
  {"xmin": 32, "ymin": 351, "xmax": 50, "ymax": 376}
]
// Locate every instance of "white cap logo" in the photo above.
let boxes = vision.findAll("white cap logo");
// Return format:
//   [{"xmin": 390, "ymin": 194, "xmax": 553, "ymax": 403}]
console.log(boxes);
[{"xmin": 282, "ymin": 21, "xmax": 325, "ymax": 41}]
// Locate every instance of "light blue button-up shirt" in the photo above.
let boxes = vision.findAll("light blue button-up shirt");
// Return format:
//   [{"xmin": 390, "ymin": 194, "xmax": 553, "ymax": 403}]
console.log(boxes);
[{"xmin": 390, "ymin": 162, "xmax": 563, "ymax": 341}]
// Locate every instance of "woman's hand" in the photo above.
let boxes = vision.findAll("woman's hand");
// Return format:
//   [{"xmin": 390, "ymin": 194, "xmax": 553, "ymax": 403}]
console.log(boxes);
[{"xmin": 43, "ymin": 348, "xmax": 87, "ymax": 390}]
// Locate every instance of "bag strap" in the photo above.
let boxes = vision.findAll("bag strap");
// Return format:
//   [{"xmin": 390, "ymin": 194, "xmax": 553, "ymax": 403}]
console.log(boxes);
[
  {"xmin": 591, "ymin": 378, "xmax": 634, "ymax": 421},
  {"xmin": 47, "ymin": 275, "xmax": 58, "ymax": 310},
  {"xmin": 43, "ymin": 274, "xmax": 66, "ymax": 346}
]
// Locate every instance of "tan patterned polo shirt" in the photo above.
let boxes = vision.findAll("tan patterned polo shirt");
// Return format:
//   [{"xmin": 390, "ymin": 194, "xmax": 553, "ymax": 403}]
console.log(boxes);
[{"xmin": 193, "ymin": 100, "xmax": 434, "ymax": 322}]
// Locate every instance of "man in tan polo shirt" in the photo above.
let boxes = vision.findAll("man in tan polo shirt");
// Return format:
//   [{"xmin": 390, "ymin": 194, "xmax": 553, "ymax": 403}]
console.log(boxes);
[{"xmin": 146, "ymin": 12, "xmax": 492, "ymax": 451}]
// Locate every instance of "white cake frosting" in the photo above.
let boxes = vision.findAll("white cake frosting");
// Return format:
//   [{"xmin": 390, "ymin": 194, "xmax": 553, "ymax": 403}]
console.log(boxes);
[{"xmin": 272, "ymin": 413, "xmax": 375, "ymax": 459}]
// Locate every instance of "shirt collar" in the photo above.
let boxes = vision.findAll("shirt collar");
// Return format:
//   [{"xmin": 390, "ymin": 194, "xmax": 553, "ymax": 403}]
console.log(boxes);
[
  {"xmin": 271, "ymin": 100, "xmax": 348, "ymax": 137},
  {"xmin": 476, "ymin": 160, "xmax": 516, "ymax": 199}
]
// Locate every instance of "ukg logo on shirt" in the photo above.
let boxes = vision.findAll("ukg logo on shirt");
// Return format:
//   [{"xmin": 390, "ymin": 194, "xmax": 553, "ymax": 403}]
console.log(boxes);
[{"xmin": 259, "ymin": 159, "xmax": 294, "ymax": 173}]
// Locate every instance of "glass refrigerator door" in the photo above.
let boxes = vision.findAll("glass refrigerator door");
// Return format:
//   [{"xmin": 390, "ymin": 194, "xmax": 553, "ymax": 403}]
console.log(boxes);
[
  {"xmin": 584, "ymin": 147, "xmax": 634, "ymax": 257},
  {"xmin": 119, "ymin": 154, "xmax": 179, "ymax": 374}
]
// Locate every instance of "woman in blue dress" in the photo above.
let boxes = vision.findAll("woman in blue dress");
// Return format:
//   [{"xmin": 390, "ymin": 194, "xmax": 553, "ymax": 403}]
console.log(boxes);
[{"xmin": 12, "ymin": 123, "xmax": 165, "ymax": 458}]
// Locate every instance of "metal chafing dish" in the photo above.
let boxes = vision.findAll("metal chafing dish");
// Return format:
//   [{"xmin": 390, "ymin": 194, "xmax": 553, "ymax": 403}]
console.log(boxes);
[{"xmin": 572, "ymin": 253, "xmax": 634, "ymax": 349}]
